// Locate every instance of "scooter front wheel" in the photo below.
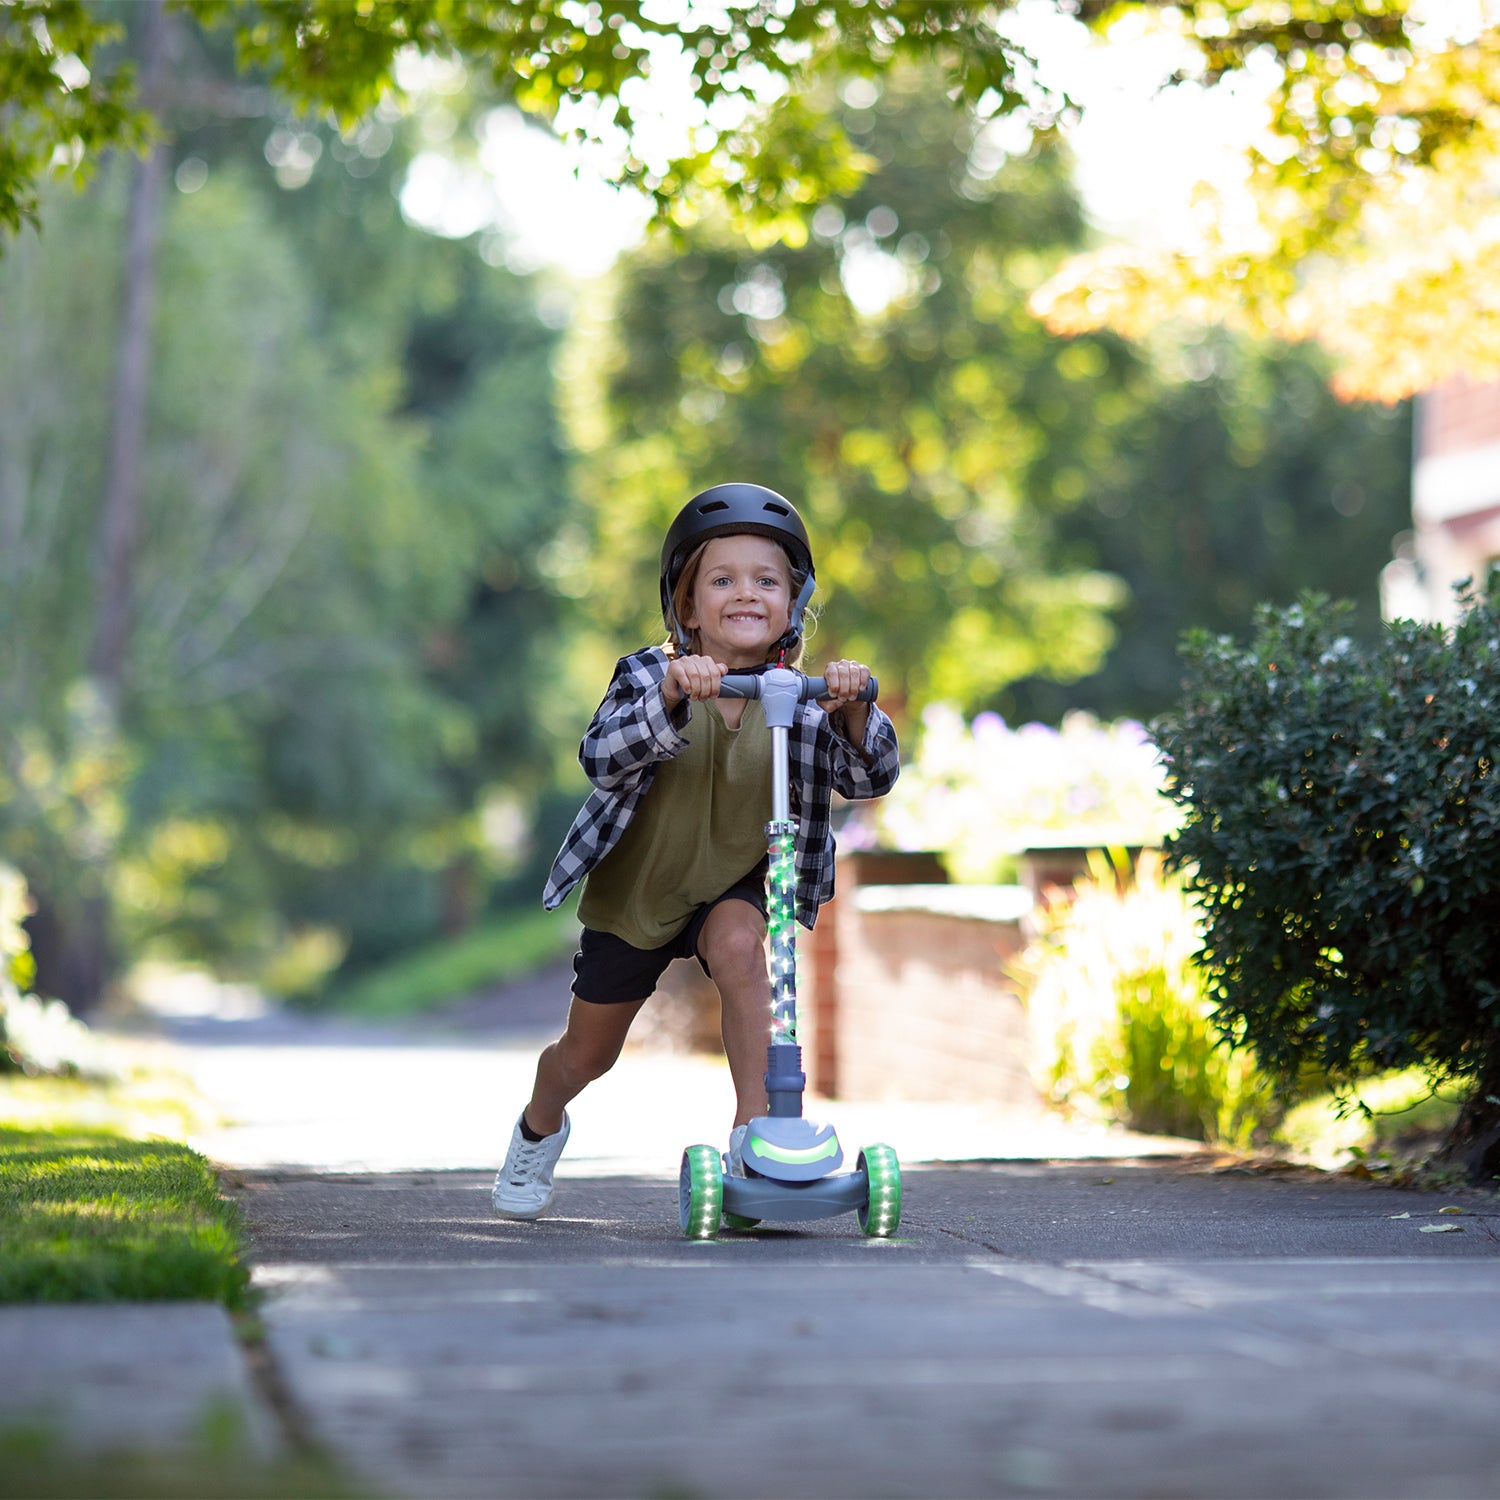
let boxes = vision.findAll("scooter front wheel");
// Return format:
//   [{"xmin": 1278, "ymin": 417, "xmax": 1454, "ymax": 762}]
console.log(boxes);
[
  {"xmin": 679, "ymin": 1145, "xmax": 723, "ymax": 1239},
  {"xmin": 857, "ymin": 1144, "xmax": 902, "ymax": 1237}
]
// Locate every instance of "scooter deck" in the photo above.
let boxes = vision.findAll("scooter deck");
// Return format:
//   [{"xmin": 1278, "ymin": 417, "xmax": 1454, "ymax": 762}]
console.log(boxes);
[{"xmin": 721, "ymin": 1167, "xmax": 870, "ymax": 1223}]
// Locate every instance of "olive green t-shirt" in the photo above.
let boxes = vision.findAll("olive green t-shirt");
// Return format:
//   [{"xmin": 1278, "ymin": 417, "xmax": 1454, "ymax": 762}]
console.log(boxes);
[{"xmin": 578, "ymin": 699, "xmax": 772, "ymax": 949}]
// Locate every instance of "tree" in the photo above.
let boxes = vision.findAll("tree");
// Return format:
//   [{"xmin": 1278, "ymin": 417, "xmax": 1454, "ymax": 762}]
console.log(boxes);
[
  {"xmin": 559, "ymin": 68, "xmax": 1416, "ymax": 724},
  {"xmin": 1005, "ymin": 332, "xmax": 1413, "ymax": 724},
  {"xmin": 0, "ymin": 154, "xmax": 573, "ymax": 1007},
  {"xmin": 1032, "ymin": 8, "xmax": 1500, "ymax": 401},
  {"xmin": 8, "ymin": 2, "xmax": 1497, "ymax": 397},
  {"xmin": 559, "ymin": 69, "xmax": 1132, "ymax": 716},
  {"xmin": 0, "ymin": 0, "xmax": 1043, "ymax": 239}
]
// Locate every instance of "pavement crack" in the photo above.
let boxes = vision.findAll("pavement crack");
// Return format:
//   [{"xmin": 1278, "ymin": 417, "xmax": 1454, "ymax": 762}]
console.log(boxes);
[{"xmin": 236, "ymin": 1315, "xmax": 330, "ymax": 1468}]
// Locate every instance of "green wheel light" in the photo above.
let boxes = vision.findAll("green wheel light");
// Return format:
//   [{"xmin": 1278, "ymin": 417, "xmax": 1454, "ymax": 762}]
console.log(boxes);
[
  {"xmin": 857, "ymin": 1145, "xmax": 902, "ymax": 1238},
  {"xmin": 679, "ymin": 1145, "xmax": 723, "ymax": 1240}
]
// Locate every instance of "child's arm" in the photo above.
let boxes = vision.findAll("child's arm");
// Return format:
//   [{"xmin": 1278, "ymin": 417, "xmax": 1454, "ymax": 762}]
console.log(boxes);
[
  {"xmin": 816, "ymin": 658, "xmax": 872, "ymax": 746},
  {"xmin": 807, "ymin": 661, "xmax": 899, "ymax": 801},
  {"xmin": 579, "ymin": 652, "xmax": 695, "ymax": 792}
]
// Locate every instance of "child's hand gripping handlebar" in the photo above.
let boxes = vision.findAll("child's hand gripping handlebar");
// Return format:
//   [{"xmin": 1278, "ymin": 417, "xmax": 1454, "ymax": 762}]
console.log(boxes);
[
  {"xmin": 717, "ymin": 668, "xmax": 877, "ymax": 792},
  {"xmin": 717, "ymin": 670, "xmax": 879, "ymax": 705}
]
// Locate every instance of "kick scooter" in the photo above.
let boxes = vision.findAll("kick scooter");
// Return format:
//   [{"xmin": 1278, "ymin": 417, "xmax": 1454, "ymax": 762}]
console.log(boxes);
[{"xmin": 678, "ymin": 666, "xmax": 902, "ymax": 1239}]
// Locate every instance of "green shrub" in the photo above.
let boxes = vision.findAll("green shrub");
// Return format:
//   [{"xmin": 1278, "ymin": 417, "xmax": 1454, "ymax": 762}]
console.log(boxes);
[
  {"xmin": 1156, "ymin": 583, "xmax": 1500, "ymax": 1150},
  {"xmin": 1018, "ymin": 854, "xmax": 1279, "ymax": 1148}
]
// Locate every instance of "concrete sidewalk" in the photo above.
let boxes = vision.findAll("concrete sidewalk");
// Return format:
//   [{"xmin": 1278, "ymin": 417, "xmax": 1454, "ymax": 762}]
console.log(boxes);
[{"xmin": 0, "ymin": 972, "xmax": 1204, "ymax": 1484}]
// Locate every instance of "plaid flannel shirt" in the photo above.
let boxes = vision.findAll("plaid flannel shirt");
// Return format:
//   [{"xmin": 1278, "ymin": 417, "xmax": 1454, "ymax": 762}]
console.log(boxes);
[{"xmin": 543, "ymin": 646, "xmax": 900, "ymax": 931}]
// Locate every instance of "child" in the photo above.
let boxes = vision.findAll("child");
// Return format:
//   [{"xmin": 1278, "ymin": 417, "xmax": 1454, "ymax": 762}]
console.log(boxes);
[{"xmin": 492, "ymin": 482, "xmax": 900, "ymax": 1219}]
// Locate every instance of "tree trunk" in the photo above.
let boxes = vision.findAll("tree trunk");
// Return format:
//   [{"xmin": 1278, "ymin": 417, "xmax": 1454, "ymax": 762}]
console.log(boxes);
[
  {"xmin": 441, "ymin": 857, "xmax": 476, "ymax": 937},
  {"xmin": 1437, "ymin": 1057, "xmax": 1500, "ymax": 1184},
  {"xmin": 23, "ymin": 885, "xmax": 113, "ymax": 1020},
  {"xmin": 90, "ymin": 0, "xmax": 169, "ymax": 711},
  {"xmin": 54, "ymin": 0, "xmax": 170, "ymax": 1015}
]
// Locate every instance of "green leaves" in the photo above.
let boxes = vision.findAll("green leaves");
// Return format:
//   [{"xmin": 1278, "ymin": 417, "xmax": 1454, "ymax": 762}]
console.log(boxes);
[
  {"xmin": 1157, "ymin": 580, "xmax": 1500, "ymax": 1097},
  {"xmin": 564, "ymin": 70, "xmax": 1130, "ymax": 713},
  {"xmin": 0, "ymin": 0, "xmax": 150, "ymax": 235}
]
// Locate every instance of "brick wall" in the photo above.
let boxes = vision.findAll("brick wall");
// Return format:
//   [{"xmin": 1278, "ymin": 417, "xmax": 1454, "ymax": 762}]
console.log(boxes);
[
  {"xmin": 825, "ymin": 883, "xmax": 1037, "ymax": 1108},
  {"xmin": 639, "ymin": 853, "xmax": 1042, "ymax": 1110}
]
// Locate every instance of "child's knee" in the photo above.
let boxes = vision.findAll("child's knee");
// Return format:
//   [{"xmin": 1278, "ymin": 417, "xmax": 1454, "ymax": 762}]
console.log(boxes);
[
  {"xmin": 554, "ymin": 1028, "xmax": 623, "ymax": 1084},
  {"xmin": 706, "ymin": 914, "xmax": 767, "ymax": 982}
]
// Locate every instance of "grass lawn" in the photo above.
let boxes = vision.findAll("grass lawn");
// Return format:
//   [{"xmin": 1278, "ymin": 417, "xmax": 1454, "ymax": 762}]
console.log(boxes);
[
  {"xmin": 326, "ymin": 903, "xmax": 575, "ymax": 1019},
  {"xmin": 0, "ymin": 1077, "xmax": 368, "ymax": 1497},
  {"xmin": 0, "ymin": 1118, "xmax": 249, "ymax": 1307}
]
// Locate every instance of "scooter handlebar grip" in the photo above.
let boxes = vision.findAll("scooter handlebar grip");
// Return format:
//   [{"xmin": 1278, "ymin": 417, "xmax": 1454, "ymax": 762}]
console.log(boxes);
[
  {"xmin": 715, "ymin": 672, "xmax": 879, "ymax": 703},
  {"xmin": 802, "ymin": 675, "xmax": 879, "ymax": 704}
]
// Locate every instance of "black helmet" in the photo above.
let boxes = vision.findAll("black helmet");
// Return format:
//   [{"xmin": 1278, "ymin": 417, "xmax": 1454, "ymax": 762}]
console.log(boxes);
[{"xmin": 659, "ymin": 483, "xmax": 817, "ymax": 654}]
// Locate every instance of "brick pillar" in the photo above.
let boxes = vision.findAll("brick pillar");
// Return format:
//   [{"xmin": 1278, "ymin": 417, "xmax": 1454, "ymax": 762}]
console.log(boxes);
[
  {"xmin": 802, "ymin": 849, "xmax": 948, "ymax": 1099},
  {"xmin": 804, "ymin": 893, "xmax": 841, "ymax": 1097}
]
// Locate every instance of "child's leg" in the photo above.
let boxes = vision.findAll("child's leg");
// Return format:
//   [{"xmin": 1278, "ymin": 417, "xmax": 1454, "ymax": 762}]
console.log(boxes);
[
  {"xmin": 696, "ymin": 898, "xmax": 772, "ymax": 1127},
  {"xmin": 523, "ymin": 995, "xmax": 646, "ymax": 1136}
]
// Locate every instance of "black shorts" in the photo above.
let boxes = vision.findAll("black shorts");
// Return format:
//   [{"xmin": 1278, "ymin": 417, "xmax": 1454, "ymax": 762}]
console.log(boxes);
[{"xmin": 572, "ymin": 862, "xmax": 769, "ymax": 1005}]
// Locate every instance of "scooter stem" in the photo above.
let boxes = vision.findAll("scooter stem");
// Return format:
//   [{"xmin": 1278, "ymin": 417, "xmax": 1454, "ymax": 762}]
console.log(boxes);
[{"xmin": 715, "ymin": 667, "xmax": 878, "ymax": 1120}]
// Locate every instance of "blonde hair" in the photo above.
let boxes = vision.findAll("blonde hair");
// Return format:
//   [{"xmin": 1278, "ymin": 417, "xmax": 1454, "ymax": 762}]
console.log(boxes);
[{"xmin": 664, "ymin": 535, "xmax": 812, "ymax": 668}]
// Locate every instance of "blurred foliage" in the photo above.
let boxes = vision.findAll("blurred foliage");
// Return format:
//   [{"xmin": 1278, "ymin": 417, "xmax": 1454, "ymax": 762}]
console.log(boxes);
[
  {"xmin": 0, "ymin": 0, "xmax": 1087, "ymax": 243},
  {"xmin": 0, "ymin": 1427, "xmax": 370, "ymax": 1500},
  {"xmin": 1035, "ymin": 7, "xmax": 1500, "ymax": 399},
  {"xmin": 558, "ymin": 67, "xmax": 1411, "ymax": 720},
  {"xmin": 9, "ymin": 2, "xmax": 1496, "ymax": 396},
  {"xmin": 872, "ymin": 705, "xmax": 1176, "ymax": 884},
  {"xmin": 326, "ymin": 907, "xmax": 575, "ymax": 1020},
  {"xmin": 0, "ymin": 17, "xmax": 576, "ymax": 1003},
  {"xmin": 559, "ymin": 70, "xmax": 1134, "ymax": 712},
  {"xmin": 1015, "ymin": 853, "xmax": 1280, "ymax": 1150},
  {"xmin": 1278, "ymin": 1066, "xmax": 1465, "ymax": 1172},
  {"xmin": 1156, "ymin": 582, "xmax": 1500, "ymax": 1160},
  {"xmin": 0, "ymin": 1434, "xmax": 368, "ymax": 1500},
  {"xmin": 0, "ymin": 0, "xmax": 148, "ymax": 235},
  {"xmin": 1012, "ymin": 333, "xmax": 1412, "ymax": 722},
  {"xmin": 0, "ymin": 3, "xmax": 1430, "ymax": 1015}
]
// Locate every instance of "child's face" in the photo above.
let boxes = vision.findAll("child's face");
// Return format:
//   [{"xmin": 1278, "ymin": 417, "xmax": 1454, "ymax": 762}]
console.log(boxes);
[{"xmin": 682, "ymin": 534, "xmax": 793, "ymax": 667}]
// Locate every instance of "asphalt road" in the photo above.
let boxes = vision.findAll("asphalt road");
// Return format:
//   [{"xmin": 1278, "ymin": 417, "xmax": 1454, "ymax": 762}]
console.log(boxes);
[{"xmin": 236, "ymin": 1159, "xmax": 1500, "ymax": 1500}]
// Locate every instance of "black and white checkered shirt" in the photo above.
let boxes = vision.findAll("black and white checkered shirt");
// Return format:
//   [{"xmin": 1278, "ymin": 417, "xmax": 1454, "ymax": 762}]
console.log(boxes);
[{"xmin": 543, "ymin": 646, "xmax": 900, "ymax": 931}]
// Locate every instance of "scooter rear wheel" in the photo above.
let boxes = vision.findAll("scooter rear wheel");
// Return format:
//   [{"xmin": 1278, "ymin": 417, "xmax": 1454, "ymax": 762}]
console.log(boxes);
[
  {"xmin": 857, "ymin": 1144, "xmax": 901, "ymax": 1237},
  {"xmin": 679, "ymin": 1145, "xmax": 723, "ymax": 1239}
]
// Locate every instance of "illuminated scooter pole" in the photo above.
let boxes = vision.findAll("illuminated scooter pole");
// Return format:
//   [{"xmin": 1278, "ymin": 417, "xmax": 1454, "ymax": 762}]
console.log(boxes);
[{"xmin": 718, "ymin": 668, "xmax": 878, "ymax": 1147}]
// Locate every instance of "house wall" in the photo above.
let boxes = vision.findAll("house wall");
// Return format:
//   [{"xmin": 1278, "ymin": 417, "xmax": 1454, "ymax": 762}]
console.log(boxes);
[{"xmin": 1385, "ymin": 374, "xmax": 1500, "ymax": 623}]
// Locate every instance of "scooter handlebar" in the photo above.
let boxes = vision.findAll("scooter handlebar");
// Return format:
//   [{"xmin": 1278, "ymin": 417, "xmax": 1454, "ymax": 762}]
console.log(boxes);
[{"xmin": 718, "ymin": 670, "xmax": 878, "ymax": 704}]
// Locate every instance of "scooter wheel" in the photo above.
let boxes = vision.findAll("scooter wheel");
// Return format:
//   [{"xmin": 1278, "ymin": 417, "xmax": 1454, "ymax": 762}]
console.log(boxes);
[
  {"xmin": 723, "ymin": 1212, "xmax": 761, "ymax": 1230},
  {"xmin": 679, "ymin": 1145, "xmax": 723, "ymax": 1239},
  {"xmin": 857, "ymin": 1144, "xmax": 901, "ymax": 1237}
]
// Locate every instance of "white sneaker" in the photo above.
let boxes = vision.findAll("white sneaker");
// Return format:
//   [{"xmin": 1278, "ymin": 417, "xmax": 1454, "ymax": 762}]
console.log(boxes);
[
  {"xmin": 726, "ymin": 1124, "xmax": 749, "ymax": 1178},
  {"xmin": 492, "ymin": 1112, "xmax": 570, "ymax": 1220}
]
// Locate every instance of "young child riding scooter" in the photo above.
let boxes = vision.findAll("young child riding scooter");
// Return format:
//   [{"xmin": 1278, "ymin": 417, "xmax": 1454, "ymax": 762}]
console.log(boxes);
[{"xmin": 492, "ymin": 482, "xmax": 900, "ymax": 1219}]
